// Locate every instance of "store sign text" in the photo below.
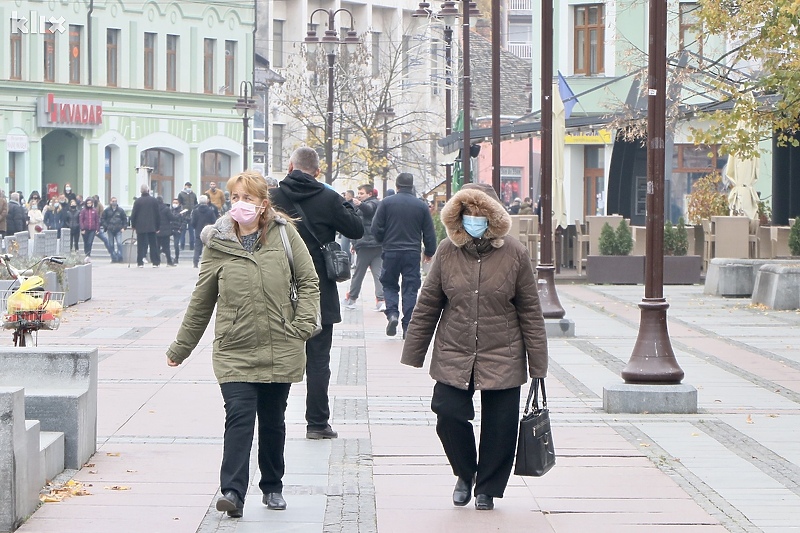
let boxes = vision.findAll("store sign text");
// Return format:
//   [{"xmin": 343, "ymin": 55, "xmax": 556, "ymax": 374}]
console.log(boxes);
[{"xmin": 37, "ymin": 94, "xmax": 103, "ymax": 130}]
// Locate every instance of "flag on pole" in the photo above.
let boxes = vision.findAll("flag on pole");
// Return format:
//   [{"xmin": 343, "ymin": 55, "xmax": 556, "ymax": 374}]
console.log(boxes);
[
  {"xmin": 557, "ymin": 71, "xmax": 577, "ymax": 119},
  {"xmin": 451, "ymin": 110, "xmax": 464, "ymax": 193}
]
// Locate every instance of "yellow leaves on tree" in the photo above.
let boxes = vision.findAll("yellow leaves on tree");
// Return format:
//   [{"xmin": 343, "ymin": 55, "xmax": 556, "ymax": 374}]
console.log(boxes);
[{"xmin": 686, "ymin": 172, "xmax": 730, "ymax": 224}]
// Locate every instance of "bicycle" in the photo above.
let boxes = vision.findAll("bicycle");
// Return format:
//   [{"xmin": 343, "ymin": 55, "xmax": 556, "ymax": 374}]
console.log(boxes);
[{"xmin": 0, "ymin": 254, "xmax": 66, "ymax": 347}]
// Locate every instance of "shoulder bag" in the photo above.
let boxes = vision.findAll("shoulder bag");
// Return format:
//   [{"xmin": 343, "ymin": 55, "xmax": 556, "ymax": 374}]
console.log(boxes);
[
  {"xmin": 514, "ymin": 378, "xmax": 556, "ymax": 477},
  {"xmin": 290, "ymin": 200, "xmax": 351, "ymax": 282},
  {"xmin": 279, "ymin": 224, "xmax": 322, "ymax": 338}
]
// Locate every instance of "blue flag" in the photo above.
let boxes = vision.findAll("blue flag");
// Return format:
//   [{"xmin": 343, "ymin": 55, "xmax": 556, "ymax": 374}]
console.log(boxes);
[{"xmin": 558, "ymin": 71, "xmax": 577, "ymax": 119}]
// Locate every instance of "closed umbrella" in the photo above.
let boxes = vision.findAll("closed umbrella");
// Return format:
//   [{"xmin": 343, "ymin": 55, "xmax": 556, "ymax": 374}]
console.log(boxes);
[
  {"xmin": 552, "ymin": 82, "xmax": 568, "ymax": 230},
  {"xmin": 724, "ymin": 121, "xmax": 760, "ymax": 220}
]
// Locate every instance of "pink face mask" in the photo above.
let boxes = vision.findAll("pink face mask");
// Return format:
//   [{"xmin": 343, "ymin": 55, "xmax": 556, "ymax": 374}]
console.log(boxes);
[{"xmin": 229, "ymin": 200, "xmax": 262, "ymax": 225}]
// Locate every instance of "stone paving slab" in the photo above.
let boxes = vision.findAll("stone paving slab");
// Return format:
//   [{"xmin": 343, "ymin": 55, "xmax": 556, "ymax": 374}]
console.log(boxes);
[{"xmin": 8, "ymin": 262, "xmax": 800, "ymax": 532}]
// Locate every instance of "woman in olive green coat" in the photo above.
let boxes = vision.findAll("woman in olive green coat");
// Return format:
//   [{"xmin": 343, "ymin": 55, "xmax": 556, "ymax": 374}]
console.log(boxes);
[{"xmin": 166, "ymin": 171, "xmax": 319, "ymax": 518}]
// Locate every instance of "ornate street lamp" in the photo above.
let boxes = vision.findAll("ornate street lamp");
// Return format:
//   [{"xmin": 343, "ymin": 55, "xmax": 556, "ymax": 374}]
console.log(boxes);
[
  {"xmin": 234, "ymin": 80, "xmax": 258, "ymax": 170},
  {"xmin": 375, "ymin": 96, "xmax": 396, "ymax": 197},
  {"xmin": 305, "ymin": 9, "xmax": 361, "ymax": 185}
]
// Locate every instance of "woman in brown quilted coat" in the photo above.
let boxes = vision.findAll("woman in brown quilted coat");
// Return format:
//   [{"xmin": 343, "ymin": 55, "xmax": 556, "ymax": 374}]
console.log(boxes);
[{"xmin": 401, "ymin": 183, "xmax": 548, "ymax": 511}]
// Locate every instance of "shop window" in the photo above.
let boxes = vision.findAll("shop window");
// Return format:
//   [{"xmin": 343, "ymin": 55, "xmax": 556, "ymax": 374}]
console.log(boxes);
[
  {"xmin": 671, "ymin": 144, "xmax": 724, "ymax": 221},
  {"xmin": 44, "ymin": 32, "xmax": 55, "ymax": 82},
  {"xmin": 10, "ymin": 22, "xmax": 22, "ymax": 80},
  {"xmin": 574, "ymin": 5, "xmax": 604, "ymax": 75},
  {"xmin": 583, "ymin": 146, "xmax": 605, "ymax": 216},
  {"xmin": 166, "ymin": 35, "xmax": 178, "ymax": 91},
  {"xmin": 69, "ymin": 25, "xmax": 81, "ymax": 84},
  {"xmin": 141, "ymin": 149, "xmax": 175, "ymax": 202},
  {"xmin": 201, "ymin": 151, "xmax": 231, "ymax": 192},
  {"xmin": 224, "ymin": 41, "xmax": 235, "ymax": 95},
  {"xmin": 107, "ymin": 29, "xmax": 119, "ymax": 87},
  {"xmin": 500, "ymin": 167, "xmax": 523, "ymax": 206},
  {"xmin": 144, "ymin": 32, "xmax": 156, "ymax": 89},
  {"xmin": 273, "ymin": 20, "xmax": 284, "ymax": 68}
]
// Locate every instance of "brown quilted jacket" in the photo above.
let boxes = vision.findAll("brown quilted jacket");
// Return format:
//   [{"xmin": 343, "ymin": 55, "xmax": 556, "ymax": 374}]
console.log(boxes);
[{"xmin": 401, "ymin": 187, "xmax": 548, "ymax": 390}]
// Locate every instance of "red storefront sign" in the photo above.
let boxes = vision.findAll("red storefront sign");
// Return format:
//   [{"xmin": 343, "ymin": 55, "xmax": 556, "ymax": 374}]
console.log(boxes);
[{"xmin": 37, "ymin": 93, "xmax": 103, "ymax": 129}]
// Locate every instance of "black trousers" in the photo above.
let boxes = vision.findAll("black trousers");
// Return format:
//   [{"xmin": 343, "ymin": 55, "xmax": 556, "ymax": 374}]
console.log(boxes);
[
  {"xmin": 219, "ymin": 382, "xmax": 291, "ymax": 501},
  {"xmin": 136, "ymin": 231, "xmax": 159, "ymax": 266},
  {"xmin": 305, "ymin": 324, "xmax": 333, "ymax": 430},
  {"xmin": 431, "ymin": 380, "xmax": 521, "ymax": 498},
  {"xmin": 157, "ymin": 235, "xmax": 173, "ymax": 265}
]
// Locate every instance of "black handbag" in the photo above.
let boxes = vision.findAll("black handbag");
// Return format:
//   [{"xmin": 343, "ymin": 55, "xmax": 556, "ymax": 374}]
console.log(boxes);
[
  {"xmin": 278, "ymin": 224, "xmax": 322, "ymax": 338},
  {"xmin": 291, "ymin": 201, "xmax": 351, "ymax": 282},
  {"xmin": 514, "ymin": 378, "xmax": 555, "ymax": 477}
]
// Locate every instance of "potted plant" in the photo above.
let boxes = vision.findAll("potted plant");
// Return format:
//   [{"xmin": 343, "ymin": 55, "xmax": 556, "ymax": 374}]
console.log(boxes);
[
  {"xmin": 588, "ymin": 220, "xmax": 645, "ymax": 284},
  {"xmin": 664, "ymin": 217, "xmax": 702, "ymax": 284},
  {"xmin": 789, "ymin": 218, "xmax": 800, "ymax": 256}
]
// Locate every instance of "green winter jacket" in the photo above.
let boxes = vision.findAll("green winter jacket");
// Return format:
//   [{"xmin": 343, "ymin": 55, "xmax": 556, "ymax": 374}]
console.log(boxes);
[{"xmin": 166, "ymin": 212, "xmax": 320, "ymax": 384}]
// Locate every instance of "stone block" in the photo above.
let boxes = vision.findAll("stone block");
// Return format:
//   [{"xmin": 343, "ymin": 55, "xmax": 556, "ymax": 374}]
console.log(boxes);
[
  {"xmin": 752, "ymin": 264, "xmax": 800, "ymax": 310},
  {"xmin": 40, "ymin": 431, "xmax": 65, "ymax": 482},
  {"xmin": 0, "ymin": 348, "xmax": 98, "ymax": 469},
  {"xmin": 13, "ymin": 232, "xmax": 28, "ymax": 259},
  {"xmin": 545, "ymin": 318, "xmax": 575, "ymax": 338},
  {"xmin": 704, "ymin": 258, "xmax": 797, "ymax": 298},
  {"xmin": 603, "ymin": 382, "xmax": 698, "ymax": 414}
]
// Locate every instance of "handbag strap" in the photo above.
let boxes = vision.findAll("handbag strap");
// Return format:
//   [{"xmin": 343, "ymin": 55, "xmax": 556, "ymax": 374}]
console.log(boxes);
[
  {"xmin": 523, "ymin": 378, "xmax": 548, "ymax": 415},
  {"xmin": 278, "ymin": 225, "xmax": 298, "ymax": 301},
  {"xmin": 289, "ymin": 200, "xmax": 324, "ymax": 249}
]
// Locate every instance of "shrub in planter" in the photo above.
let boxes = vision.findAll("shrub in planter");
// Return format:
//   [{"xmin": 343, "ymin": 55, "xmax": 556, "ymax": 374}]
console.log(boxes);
[
  {"xmin": 599, "ymin": 223, "xmax": 618, "ymax": 255},
  {"xmin": 615, "ymin": 219, "xmax": 633, "ymax": 255},
  {"xmin": 789, "ymin": 218, "xmax": 800, "ymax": 256},
  {"xmin": 674, "ymin": 217, "xmax": 689, "ymax": 256},
  {"xmin": 664, "ymin": 221, "xmax": 676, "ymax": 256}
]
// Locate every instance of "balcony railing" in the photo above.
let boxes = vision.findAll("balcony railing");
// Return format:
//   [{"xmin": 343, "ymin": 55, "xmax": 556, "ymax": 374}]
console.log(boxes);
[
  {"xmin": 509, "ymin": 0, "xmax": 533, "ymax": 12},
  {"xmin": 507, "ymin": 41, "xmax": 532, "ymax": 59}
]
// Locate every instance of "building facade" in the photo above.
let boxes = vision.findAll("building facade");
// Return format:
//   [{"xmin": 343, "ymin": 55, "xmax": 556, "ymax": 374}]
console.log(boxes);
[{"xmin": 1, "ymin": 0, "xmax": 254, "ymax": 208}]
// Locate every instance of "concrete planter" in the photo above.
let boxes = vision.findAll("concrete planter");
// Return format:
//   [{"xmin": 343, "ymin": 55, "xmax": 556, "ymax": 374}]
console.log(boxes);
[
  {"xmin": 63, "ymin": 266, "xmax": 80, "ymax": 307},
  {"xmin": 587, "ymin": 255, "xmax": 645, "ymax": 284},
  {"xmin": 664, "ymin": 255, "xmax": 702, "ymax": 285}
]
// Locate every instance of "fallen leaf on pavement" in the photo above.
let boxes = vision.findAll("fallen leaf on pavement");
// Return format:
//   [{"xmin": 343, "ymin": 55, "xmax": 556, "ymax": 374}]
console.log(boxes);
[
  {"xmin": 746, "ymin": 415, "xmax": 753, "ymax": 424},
  {"xmin": 104, "ymin": 485, "xmax": 131, "ymax": 491},
  {"xmin": 106, "ymin": 452, "xmax": 121, "ymax": 457}
]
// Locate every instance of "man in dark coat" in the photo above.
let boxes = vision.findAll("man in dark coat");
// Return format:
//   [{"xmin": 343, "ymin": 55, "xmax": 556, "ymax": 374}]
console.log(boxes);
[
  {"xmin": 189, "ymin": 195, "xmax": 217, "ymax": 268},
  {"xmin": 130, "ymin": 184, "xmax": 161, "ymax": 267},
  {"xmin": 155, "ymin": 197, "xmax": 176, "ymax": 266},
  {"xmin": 177, "ymin": 181, "xmax": 198, "ymax": 251},
  {"xmin": 6, "ymin": 192, "xmax": 27, "ymax": 235},
  {"xmin": 372, "ymin": 173, "xmax": 437, "ymax": 338},
  {"xmin": 270, "ymin": 146, "xmax": 363, "ymax": 440},
  {"xmin": 101, "ymin": 197, "xmax": 127, "ymax": 263}
]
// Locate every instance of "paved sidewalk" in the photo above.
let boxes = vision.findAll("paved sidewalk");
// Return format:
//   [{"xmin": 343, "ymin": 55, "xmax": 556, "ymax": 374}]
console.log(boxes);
[{"xmin": 10, "ymin": 259, "xmax": 800, "ymax": 533}]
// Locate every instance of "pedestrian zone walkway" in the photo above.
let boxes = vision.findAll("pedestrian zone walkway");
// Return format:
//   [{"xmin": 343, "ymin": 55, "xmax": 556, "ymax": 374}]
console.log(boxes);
[{"xmin": 8, "ymin": 259, "xmax": 800, "ymax": 533}]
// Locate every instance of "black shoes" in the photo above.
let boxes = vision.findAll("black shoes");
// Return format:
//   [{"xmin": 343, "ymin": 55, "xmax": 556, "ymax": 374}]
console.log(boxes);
[
  {"xmin": 216, "ymin": 490, "xmax": 243, "ymax": 518},
  {"xmin": 475, "ymin": 494, "xmax": 494, "ymax": 511},
  {"xmin": 262, "ymin": 492, "xmax": 287, "ymax": 510},
  {"xmin": 452, "ymin": 476, "xmax": 474, "ymax": 506},
  {"xmin": 306, "ymin": 426, "xmax": 338, "ymax": 439},
  {"xmin": 386, "ymin": 313, "xmax": 399, "ymax": 336}
]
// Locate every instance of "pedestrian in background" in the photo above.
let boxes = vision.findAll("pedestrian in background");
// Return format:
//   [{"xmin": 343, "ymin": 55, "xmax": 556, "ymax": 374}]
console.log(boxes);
[
  {"xmin": 190, "ymin": 195, "xmax": 217, "ymax": 268},
  {"xmin": 371, "ymin": 173, "xmax": 437, "ymax": 339},
  {"xmin": 171, "ymin": 198, "xmax": 186, "ymax": 264},
  {"xmin": 27, "ymin": 199, "xmax": 44, "ymax": 238},
  {"xmin": 343, "ymin": 184, "xmax": 384, "ymax": 311},
  {"xmin": 270, "ymin": 146, "xmax": 363, "ymax": 440},
  {"xmin": 166, "ymin": 171, "xmax": 320, "ymax": 518},
  {"xmin": 204, "ymin": 181, "xmax": 225, "ymax": 212},
  {"xmin": 400, "ymin": 183, "xmax": 548, "ymax": 511},
  {"xmin": 43, "ymin": 198, "xmax": 63, "ymax": 237},
  {"xmin": 130, "ymin": 184, "xmax": 161, "ymax": 267},
  {"xmin": 6, "ymin": 193, "xmax": 26, "ymax": 236},
  {"xmin": 177, "ymin": 181, "xmax": 198, "ymax": 251},
  {"xmin": 63, "ymin": 199, "xmax": 81, "ymax": 252},
  {"xmin": 0, "ymin": 190, "xmax": 8, "ymax": 239},
  {"xmin": 101, "ymin": 197, "xmax": 127, "ymax": 263},
  {"xmin": 156, "ymin": 197, "xmax": 177, "ymax": 266},
  {"xmin": 79, "ymin": 197, "xmax": 100, "ymax": 259}
]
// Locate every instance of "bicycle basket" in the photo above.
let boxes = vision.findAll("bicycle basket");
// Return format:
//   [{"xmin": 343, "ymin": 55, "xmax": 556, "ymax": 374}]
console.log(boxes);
[{"xmin": 2, "ymin": 290, "xmax": 66, "ymax": 331}]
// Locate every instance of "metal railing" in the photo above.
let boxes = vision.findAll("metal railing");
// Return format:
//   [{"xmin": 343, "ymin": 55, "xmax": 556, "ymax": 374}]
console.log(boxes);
[
  {"xmin": 509, "ymin": 0, "xmax": 533, "ymax": 11},
  {"xmin": 507, "ymin": 41, "xmax": 532, "ymax": 59}
]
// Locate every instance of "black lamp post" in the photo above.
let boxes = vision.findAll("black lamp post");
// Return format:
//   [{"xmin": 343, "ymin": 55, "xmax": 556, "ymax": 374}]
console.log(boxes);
[
  {"xmin": 376, "ymin": 96, "xmax": 396, "ymax": 196},
  {"xmin": 621, "ymin": 0, "xmax": 684, "ymax": 384},
  {"xmin": 414, "ymin": 1, "xmax": 479, "ymax": 192},
  {"xmin": 305, "ymin": 9, "xmax": 361, "ymax": 185},
  {"xmin": 234, "ymin": 80, "xmax": 258, "ymax": 170}
]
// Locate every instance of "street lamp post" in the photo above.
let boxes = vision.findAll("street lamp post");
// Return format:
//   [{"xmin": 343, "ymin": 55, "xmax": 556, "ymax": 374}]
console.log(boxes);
[
  {"xmin": 376, "ymin": 97, "xmax": 395, "ymax": 196},
  {"xmin": 234, "ymin": 80, "xmax": 258, "ymax": 170},
  {"xmin": 305, "ymin": 9, "xmax": 361, "ymax": 185}
]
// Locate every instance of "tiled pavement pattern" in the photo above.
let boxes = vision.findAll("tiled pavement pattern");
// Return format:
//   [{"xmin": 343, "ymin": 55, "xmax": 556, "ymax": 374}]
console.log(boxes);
[{"xmin": 10, "ymin": 259, "xmax": 800, "ymax": 532}]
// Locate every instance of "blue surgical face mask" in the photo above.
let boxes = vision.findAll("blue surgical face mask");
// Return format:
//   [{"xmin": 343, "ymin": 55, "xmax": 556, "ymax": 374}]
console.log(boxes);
[{"xmin": 463, "ymin": 214, "xmax": 489, "ymax": 239}]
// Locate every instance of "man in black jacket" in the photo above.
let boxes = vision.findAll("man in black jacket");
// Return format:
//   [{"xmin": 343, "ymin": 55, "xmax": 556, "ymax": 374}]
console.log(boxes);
[
  {"xmin": 344, "ymin": 184, "xmax": 384, "ymax": 311},
  {"xmin": 372, "ymin": 173, "xmax": 437, "ymax": 338},
  {"xmin": 101, "ymin": 197, "xmax": 128, "ymax": 263},
  {"xmin": 6, "ymin": 192, "xmax": 27, "ymax": 235},
  {"xmin": 189, "ymin": 195, "xmax": 217, "ymax": 268},
  {"xmin": 270, "ymin": 146, "xmax": 363, "ymax": 440},
  {"xmin": 130, "ymin": 184, "xmax": 161, "ymax": 267}
]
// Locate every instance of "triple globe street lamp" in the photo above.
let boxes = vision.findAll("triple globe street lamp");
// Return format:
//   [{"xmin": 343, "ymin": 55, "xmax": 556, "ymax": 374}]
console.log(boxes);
[
  {"xmin": 234, "ymin": 80, "xmax": 258, "ymax": 171},
  {"xmin": 305, "ymin": 9, "xmax": 361, "ymax": 185}
]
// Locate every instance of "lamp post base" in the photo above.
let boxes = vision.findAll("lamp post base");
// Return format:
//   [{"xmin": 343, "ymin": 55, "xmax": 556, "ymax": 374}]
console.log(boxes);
[
  {"xmin": 621, "ymin": 298, "xmax": 685, "ymax": 384},
  {"xmin": 536, "ymin": 264, "xmax": 565, "ymax": 319}
]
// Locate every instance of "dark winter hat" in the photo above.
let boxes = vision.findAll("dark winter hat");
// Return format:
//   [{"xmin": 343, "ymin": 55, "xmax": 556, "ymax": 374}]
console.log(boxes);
[
  {"xmin": 396, "ymin": 173, "xmax": 414, "ymax": 188},
  {"xmin": 385, "ymin": 189, "xmax": 395, "ymax": 197},
  {"xmin": 185, "ymin": 181, "xmax": 192, "ymax": 187},
  {"xmin": 461, "ymin": 182, "xmax": 502, "ymax": 205}
]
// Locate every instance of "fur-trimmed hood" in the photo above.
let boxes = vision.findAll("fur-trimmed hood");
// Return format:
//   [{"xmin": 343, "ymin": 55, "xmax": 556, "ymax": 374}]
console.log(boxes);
[
  {"xmin": 440, "ymin": 188, "xmax": 511, "ymax": 248},
  {"xmin": 201, "ymin": 209, "xmax": 286, "ymax": 245}
]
